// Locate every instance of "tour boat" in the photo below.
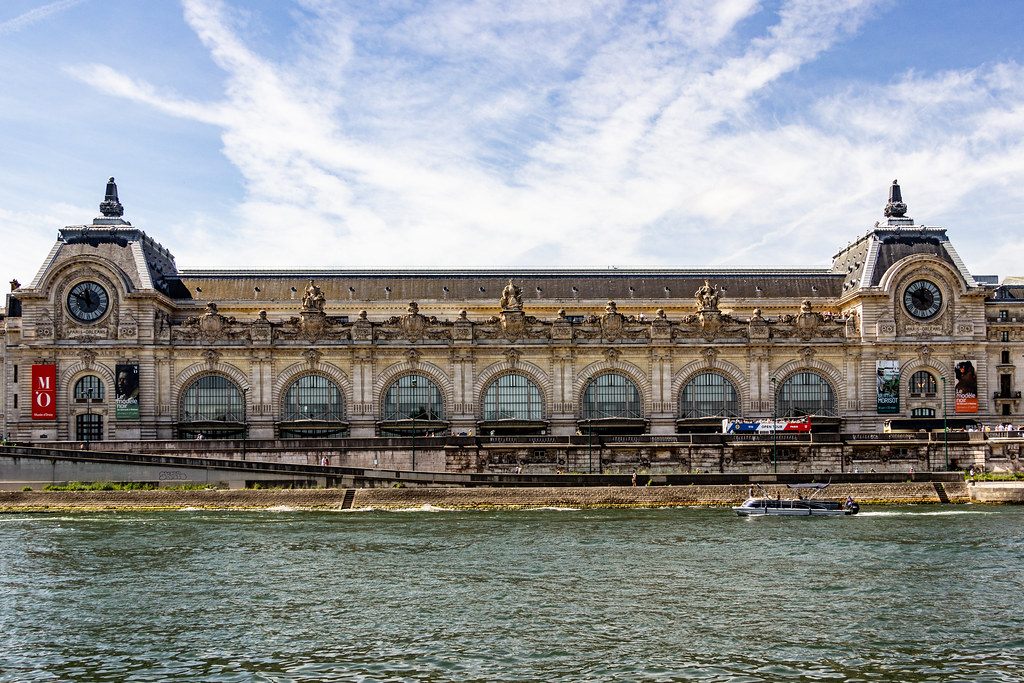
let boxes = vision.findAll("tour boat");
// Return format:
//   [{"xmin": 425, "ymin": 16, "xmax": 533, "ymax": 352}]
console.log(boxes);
[{"xmin": 733, "ymin": 483, "xmax": 859, "ymax": 516}]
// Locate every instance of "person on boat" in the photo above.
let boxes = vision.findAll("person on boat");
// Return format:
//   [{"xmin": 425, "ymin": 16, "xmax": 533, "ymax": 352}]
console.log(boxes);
[{"xmin": 846, "ymin": 495, "xmax": 854, "ymax": 509}]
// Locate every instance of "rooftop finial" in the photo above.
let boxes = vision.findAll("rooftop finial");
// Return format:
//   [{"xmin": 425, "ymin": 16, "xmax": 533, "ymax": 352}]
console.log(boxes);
[
  {"xmin": 884, "ymin": 179, "xmax": 907, "ymax": 218},
  {"xmin": 99, "ymin": 176, "xmax": 124, "ymax": 217}
]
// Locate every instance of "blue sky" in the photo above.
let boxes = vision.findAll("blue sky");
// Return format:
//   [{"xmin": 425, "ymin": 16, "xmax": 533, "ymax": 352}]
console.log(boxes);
[{"xmin": 2, "ymin": 0, "xmax": 1024, "ymax": 291}]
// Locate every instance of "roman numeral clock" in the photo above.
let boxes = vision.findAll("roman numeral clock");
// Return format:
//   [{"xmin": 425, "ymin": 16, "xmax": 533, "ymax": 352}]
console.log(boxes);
[
  {"xmin": 67, "ymin": 281, "xmax": 110, "ymax": 323},
  {"xmin": 902, "ymin": 279, "xmax": 942, "ymax": 320}
]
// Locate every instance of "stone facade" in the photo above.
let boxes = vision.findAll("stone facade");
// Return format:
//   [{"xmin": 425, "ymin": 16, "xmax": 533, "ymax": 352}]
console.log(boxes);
[{"xmin": 2, "ymin": 178, "xmax": 1023, "ymax": 473}]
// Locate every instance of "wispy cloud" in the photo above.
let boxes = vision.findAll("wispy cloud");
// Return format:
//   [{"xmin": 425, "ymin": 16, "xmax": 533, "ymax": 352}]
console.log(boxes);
[
  {"xmin": 0, "ymin": 0, "xmax": 86, "ymax": 35},
  {"xmin": 62, "ymin": 0, "xmax": 1024, "ymax": 275}
]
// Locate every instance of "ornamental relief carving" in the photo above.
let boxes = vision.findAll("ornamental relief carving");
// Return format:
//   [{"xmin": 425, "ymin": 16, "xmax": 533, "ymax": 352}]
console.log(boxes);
[
  {"xmin": 575, "ymin": 301, "xmax": 647, "ymax": 342},
  {"xmin": 377, "ymin": 302, "xmax": 452, "ymax": 343},
  {"xmin": 277, "ymin": 283, "xmax": 352, "ymax": 343},
  {"xmin": 478, "ymin": 309, "xmax": 548, "ymax": 342},
  {"xmin": 174, "ymin": 302, "xmax": 249, "ymax": 344},
  {"xmin": 898, "ymin": 311, "xmax": 950, "ymax": 338},
  {"xmin": 143, "ymin": 289, "xmax": 867, "ymax": 351},
  {"xmin": 53, "ymin": 269, "xmax": 119, "ymax": 341}
]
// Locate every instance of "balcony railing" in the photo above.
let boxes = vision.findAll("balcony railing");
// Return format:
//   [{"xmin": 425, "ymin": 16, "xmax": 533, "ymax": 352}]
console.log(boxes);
[{"xmin": 993, "ymin": 391, "xmax": 1022, "ymax": 399}]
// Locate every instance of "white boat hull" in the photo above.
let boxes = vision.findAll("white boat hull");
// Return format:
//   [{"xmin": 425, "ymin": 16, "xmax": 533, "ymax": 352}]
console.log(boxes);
[{"xmin": 733, "ymin": 498, "xmax": 858, "ymax": 516}]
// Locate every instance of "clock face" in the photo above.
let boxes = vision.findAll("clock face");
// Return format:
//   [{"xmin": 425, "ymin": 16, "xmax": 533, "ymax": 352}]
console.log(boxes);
[
  {"xmin": 903, "ymin": 280, "xmax": 942, "ymax": 320},
  {"xmin": 67, "ymin": 281, "xmax": 110, "ymax": 323}
]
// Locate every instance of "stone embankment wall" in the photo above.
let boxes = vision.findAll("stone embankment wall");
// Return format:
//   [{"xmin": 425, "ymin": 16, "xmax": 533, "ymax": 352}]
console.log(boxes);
[{"xmin": 0, "ymin": 482, "xmax": 974, "ymax": 512}]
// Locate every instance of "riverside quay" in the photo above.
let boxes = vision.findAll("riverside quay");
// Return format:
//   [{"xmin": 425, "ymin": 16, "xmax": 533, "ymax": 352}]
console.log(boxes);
[{"xmin": 3, "ymin": 177, "xmax": 1024, "ymax": 475}]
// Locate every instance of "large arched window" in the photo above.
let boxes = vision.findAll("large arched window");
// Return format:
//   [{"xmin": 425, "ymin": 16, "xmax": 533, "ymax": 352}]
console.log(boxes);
[
  {"xmin": 74, "ymin": 375, "xmax": 105, "ymax": 401},
  {"xmin": 382, "ymin": 374, "xmax": 445, "ymax": 421},
  {"xmin": 482, "ymin": 373, "xmax": 544, "ymax": 421},
  {"xmin": 679, "ymin": 372, "xmax": 740, "ymax": 418},
  {"xmin": 180, "ymin": 375, "xmax": 245, "ymax": 423},
  {"xmin": 581, "ymin": 373, "xmax": 643, "ymax": 419},
  {"xmin": 284, "ymin": 375, "xmax": 344, "ymax": 421},
  {"xmin": 776, "ymin": 372, "xmax": 837, "ymax": 417},
  {"xmin": 909, "ymin": 371, "xmax": 938, "ymax": 396}
]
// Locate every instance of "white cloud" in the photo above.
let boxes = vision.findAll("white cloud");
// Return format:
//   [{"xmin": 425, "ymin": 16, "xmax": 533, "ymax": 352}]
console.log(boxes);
[
  {"xmin": 0, "ymin": 0, "xmax": 85, "ymax": 35},
  {"xmin": 56, "ymin": 0, "xmax": 1024, "ymax": 277}
]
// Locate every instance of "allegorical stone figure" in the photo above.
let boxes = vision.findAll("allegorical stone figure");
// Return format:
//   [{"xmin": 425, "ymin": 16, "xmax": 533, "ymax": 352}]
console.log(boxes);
[
  {"xmin": 500, "ymin": 279, "xmax": 523, "ymax": 311},
  {"xmin": 695, "ymin": 279, "xmax": 719, "ymax": 311},
  {"xmin": 302, "ymin": 280, "xmax": 326, "ymax": 312}
]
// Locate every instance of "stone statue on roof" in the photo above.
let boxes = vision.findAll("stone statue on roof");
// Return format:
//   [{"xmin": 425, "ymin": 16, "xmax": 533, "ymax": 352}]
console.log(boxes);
[
  {"xmin": 500, "ymin": 279, "xmax": 523, "ymax": 311},
  {"xmin": 695, "ymin": 280, "xmax": 720, "ymax": 311},
  {"xmin": 302, "ymin": 280, "xmax": 326, "ymax": 312}
]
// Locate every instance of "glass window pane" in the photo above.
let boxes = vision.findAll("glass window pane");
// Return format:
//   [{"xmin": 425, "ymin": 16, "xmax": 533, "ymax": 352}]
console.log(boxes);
[
  {"xmin": 180, "ymin": 375, "xmax": 244, "ymax": 422},
  {"xmin": 680, "ymin": 372, "xmax": 740, "ymax": 418},
  {"xmin": 383, "ymin": 374, "xmax": 445, "ymax": 420},
  {"xmin": 74, "ymin": 376, "xmax": 105, "ymax": 400},
  {"xmin": 909, "ymin": 371, "xmax": 937, "ymax": 394},
  {"xmin": 776, "ymin": 372, "xmax": 836, "ymax": 417},
  {"xmin": 284, "ymin": 374, "xmax": 344, "ymax": 421},
  {"xmin": 483, "ymin": 373, "xmax": 543, "ymax": 420},
  {"xmin": 76, "ymin": 413, "xmax": 103, "ymax": 440},
  {"xmin": 582, "ymin": 374, "xmax": 643, "ymax": 419}
]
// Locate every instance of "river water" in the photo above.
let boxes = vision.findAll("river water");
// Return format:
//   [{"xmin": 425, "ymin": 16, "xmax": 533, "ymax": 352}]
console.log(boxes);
[{"xmin": 1, "ymin": 504, "xmax": 1022, "ymax": 682}]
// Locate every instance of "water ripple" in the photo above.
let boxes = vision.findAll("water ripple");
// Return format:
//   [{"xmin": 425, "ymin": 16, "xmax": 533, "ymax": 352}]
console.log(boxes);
[{"xmin": 1, "ymin": 505, "xmax": 1022, "ymax": 681}]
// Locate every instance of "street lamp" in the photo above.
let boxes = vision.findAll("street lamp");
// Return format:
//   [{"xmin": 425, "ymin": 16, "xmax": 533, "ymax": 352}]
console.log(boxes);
[
  {"xmin": 241, "ymin": 386, "xmax": 248, "ymax": 461},
  {"xmin": 770, "ymin": 376, "xmax": 778, "ymax": 474},
  {"xmin": 941, "ymin": 375, "xmax": 948, "ymax": 471},
  {"xmin": 587, "ymin": 375, "xmax": 594, "ymax": 474},
  {"xmin": 85, "ymin": 387, "xmax": 93, "ymax": 448},
  {"xmin": 410, "ymin": 376, "xmax": 417, "ymax": 472}
]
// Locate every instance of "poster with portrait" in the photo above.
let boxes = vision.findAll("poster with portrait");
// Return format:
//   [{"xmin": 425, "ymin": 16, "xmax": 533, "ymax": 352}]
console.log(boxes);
[
  {"xmin": 876, "ymin": 360, "xmax": 900, "ymax": 414},
  {"xmin": 115, "ymin": 363, "xmax": 140, "ymax": 419},
  {"xmin": 954, "ymin": 360, "xmax": 978, "ymax": 413}
]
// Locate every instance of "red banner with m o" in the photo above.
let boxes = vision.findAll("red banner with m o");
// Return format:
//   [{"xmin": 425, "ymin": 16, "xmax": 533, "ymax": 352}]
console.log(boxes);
[{"xmin": 31, "ymin": 364, "xmax": 57, "ymax": 420}]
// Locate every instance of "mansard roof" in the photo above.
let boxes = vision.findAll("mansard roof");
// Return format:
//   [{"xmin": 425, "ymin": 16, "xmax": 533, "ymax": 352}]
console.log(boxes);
[
  {"xmin": 171, "ymin": 268, "xmax": 845, "ymax": 305},
  {"xmin": 829, "ymin": 180, "xmax": 979, "ymax": 294},
  {"xmin": 21, "ymin": 177, "xmax": 989, "ymax": 307}
]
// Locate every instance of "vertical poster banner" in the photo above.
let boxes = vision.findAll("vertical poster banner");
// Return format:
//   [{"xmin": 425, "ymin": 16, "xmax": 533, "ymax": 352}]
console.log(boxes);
[
  {"xmin": 954, "ymin": 360, "xmax": 978, "ymax": 413},
  {"xmin": 115, "ymin": 363, "xmax": 140, "ymax": 418},
  {"xmin": 31, "ymin": 364, "xmax": 57, "ymax": 420},
  {"xmin": 876, "ymin": 360, "xmax": 900, "ymax": 414}
]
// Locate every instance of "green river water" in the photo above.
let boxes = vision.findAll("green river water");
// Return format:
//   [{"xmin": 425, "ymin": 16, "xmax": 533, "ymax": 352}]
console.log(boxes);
[{"xmin": 1, "ymin": 505, "xmax": 1022, "ymax": 682}]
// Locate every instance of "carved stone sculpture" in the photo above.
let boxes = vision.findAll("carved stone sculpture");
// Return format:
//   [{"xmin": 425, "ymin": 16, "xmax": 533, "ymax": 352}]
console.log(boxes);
[
  {"xmin": 302, "ymin": 280, "xmax": 326, "ymax": 312},
  {"xmin": 695, "ymin": 280, "xmax": 720, "ymax": 311},
  {"xmin": 500, "ymin": 279, "xmax": 523, "ymax": 311}
]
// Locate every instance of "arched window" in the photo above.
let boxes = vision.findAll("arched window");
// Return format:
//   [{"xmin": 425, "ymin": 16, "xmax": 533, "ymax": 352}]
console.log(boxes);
[
  {"xmin": 180, "ymin": 375, "xmax": 244, "ymax": 423},
  {"xmin": 909, "ymin": 371, "xmax": 937, "ymax": 396},
  {"xmin": 283, "ymin": 375, "xmax": 344, "ymax": 421},
  {"xmin": 74, "ymin": 376, "xmax": 105, "ymax": 401},
  {"xmin": 776, "ymin": 372, "xmax": 836, "ymax": 417},
  {"xmin": 482, "ymin": 373, "xmax": 544, "ymax": 421},
  {"xmin": 680, "ymin": 372, "xmax": 740, "ymax": 418},
  {"xmin": 582, "ymin": 373, "xmax": 643, "ymax": 419},
  {"xmin": 382, "ymin": 374, "xmax": 444, "ymax": 421}
]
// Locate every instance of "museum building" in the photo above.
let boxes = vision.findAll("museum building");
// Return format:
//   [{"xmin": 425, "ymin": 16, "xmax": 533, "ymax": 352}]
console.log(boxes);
[{"xmin": 2, "ymin": 178, "xmax": 1022, "ymax": 462}]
